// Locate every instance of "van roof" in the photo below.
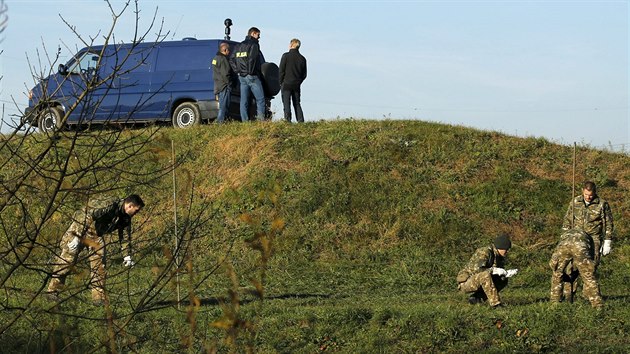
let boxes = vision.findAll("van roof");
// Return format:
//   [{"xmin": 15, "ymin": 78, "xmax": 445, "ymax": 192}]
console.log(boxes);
[{"xmin": 81, "ymin": 38, "xmax": 238, "ymax": 52}]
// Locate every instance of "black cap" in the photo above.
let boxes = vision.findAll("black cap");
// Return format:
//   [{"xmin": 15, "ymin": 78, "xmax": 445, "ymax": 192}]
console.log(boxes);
[{"xmin": 494, "ymin": 234, "xmax": 512, "ymax": 250}]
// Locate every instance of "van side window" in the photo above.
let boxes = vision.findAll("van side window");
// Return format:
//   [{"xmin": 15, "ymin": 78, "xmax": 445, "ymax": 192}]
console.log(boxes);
[
  {"xmin": 155, "ymin": 46, "xmax": 211, "ymax": 72},
  {"xmin": 68, "ymin": 52, "xmax": 100, "ymax": 74}
]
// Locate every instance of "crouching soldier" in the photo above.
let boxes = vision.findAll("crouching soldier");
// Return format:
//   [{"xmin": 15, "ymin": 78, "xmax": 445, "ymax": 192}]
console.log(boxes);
[
  {"xmin": 46, "ymin": 194, "xmax": 144, "ymax": 304},
  {"xmin": 549, "ymin": 229, "xmax": 602, "ymax": 308},
  {"xmin": 456, "ymin": 234, "xmax": 518, "ymax": 308}
]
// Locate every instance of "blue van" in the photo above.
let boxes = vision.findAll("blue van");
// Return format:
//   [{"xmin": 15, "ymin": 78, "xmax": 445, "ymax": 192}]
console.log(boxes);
[{"xmin": 23, "ymin": 37, "xmax": 279, "ymax": 132}]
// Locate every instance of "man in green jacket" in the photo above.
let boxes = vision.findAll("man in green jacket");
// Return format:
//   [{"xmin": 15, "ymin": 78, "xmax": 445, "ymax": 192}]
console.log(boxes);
[
  {"xmin": 562, "ymin": 181, "xmax": 614, "ymax": 267},
  {"xmin": 46, "ymin": 194, "xmax": 144, "ymax": 304},
  {"xmin": 456, "ymin": 234, "xmax": 518, "ymax": 307},
  {"xmin": 561, "ymin": 181, "xmax": 614, "ymax": 301}
]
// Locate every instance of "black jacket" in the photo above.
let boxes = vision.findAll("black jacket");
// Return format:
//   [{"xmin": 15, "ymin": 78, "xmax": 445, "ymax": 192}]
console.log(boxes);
[
  {"xmin": 279, "ymin": 48, "xmax": 307, "ymax": 90},
  {"xmin": 212, "ymin": 51, "xmax": 233, "ymax": 94},
  {"xmin": 88, "ymin": 197, "xmax": 133, "ymax": 255},
  {"xmin": 232, "ymin": 36, "xmax": 265, "ymax": 76}
]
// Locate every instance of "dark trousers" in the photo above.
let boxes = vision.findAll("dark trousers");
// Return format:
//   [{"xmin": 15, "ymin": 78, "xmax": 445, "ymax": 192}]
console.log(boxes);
[{"xmin": 281, "ymin": 87, "xmax": 304, "ymax": 123}]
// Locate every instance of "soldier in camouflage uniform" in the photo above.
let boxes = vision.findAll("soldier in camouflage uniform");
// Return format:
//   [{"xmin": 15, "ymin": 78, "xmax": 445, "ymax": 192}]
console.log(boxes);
[
  {"xmin": 46, "ymin": 194, "xmax": 144, "ymax": 304},
  {"xmin": 456, "ymin": 234, "xmax": 518, "ymax": 307},
  {"xmin": 560, "ymin": 181, "xmax": 614, "ymax": 301},
  {"xmin": 549, "ymin": 229, "xmax": 602, "ymax": 308},
  {"xmin": 562, "ymin": 181, "xmax": 614, "ymax": 267}
]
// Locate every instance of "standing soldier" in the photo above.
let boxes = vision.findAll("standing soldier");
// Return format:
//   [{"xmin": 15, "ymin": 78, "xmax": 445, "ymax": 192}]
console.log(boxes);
[
  {"xmin": 212, "ymin": 42, "xmax": 234, "ymax": 124},
  {"xmin": 456, "ymin": 234, "xmax": 518, "ymax": 307},
  {"xmin": 562, "ymin": 181, "xmax": 614, "ymax": 267},
  {"xmin": 549, "ymin": 229, "xmax": 603, "ymax": 308},
  {"xmin": 46, "ymin": 194, "xmax": 144, "ymax": 304},
  {"xmin": 561, "ymin": 181, "xmax": 614, "ymax": 301},
  {"xmin": 279, "ymin": 38, "xmax": 307, "ymax": 123}
]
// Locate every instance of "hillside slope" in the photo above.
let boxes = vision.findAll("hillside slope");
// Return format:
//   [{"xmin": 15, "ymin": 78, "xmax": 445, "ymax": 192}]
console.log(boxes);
[
  {"xmin": 2, "ymin": 119, "xmax": 629, "ymax": 352},
  {"xmin": 160, "ymin": 119, "xmax": 628, "ymax": 268}
]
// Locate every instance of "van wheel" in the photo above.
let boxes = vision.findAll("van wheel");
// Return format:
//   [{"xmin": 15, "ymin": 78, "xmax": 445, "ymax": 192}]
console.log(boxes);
[
  {"xmin": 38, "ymin": 106, "xmax": 64, "ymax": 134},
  {"xmin": 173, "ymin": 102, "xmax": 200, "ymax": 128}
]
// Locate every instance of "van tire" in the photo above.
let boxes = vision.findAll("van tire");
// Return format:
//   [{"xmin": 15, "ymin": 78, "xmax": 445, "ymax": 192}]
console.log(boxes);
[
  {"xmin": 38, "ymin": 106, "xmax": 64, "ymax": 134},
  {"xmin": 173, "ymin": 102, "xmax": 201, "ymax": 128}
]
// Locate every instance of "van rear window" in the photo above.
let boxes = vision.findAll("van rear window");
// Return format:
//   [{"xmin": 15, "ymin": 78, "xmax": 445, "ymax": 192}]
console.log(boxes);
[{"xmin": 155, "ymin": 46, "xmax": 213, "ymax": 72}]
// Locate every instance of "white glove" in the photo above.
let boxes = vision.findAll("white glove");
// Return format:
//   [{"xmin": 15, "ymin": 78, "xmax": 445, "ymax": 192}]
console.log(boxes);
[
  {"xmin": 505, "ymin": 269, "xmax": 519, "ymax": 278},
  {"xmin": 67, "ymin": 236, "xmax": 80, "ymax": 252},
  {"xmin": 123, "ymin": 256, "xmax": 135, "ymax": 267},
  {"xmin": 601, "ymin": 240, "xmax": 612, "ymax": 256},
  {"xmin": 491, "ymin": 267, "xmax": 507, "ymax": 276}
]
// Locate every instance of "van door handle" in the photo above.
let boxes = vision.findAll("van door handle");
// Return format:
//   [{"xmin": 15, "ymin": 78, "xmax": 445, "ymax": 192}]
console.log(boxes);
[{"xmin": 184, "ymin": 74, "xmax": 190, "ymax": 81}]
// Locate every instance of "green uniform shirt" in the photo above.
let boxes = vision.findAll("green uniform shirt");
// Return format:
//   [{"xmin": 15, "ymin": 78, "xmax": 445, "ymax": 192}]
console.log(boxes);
[{"xmin": 562, "ymin": 195, "xmax": 614, "ymax": 242}]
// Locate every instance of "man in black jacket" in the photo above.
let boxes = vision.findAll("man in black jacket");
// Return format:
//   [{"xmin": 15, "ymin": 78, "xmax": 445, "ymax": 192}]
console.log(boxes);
[
  {"xmin": 212, "ymin": 42, "xmax": 234, "ymax": 123},
  {"xmin": 46, "ymin": 194, "xmax": 144, "ymax": 304},
  {"xmin": 232, "ymin": 27, "xmax": 266, "ymax": 121},
  {"xmin": 279, "ymin": 38, "xmax": 307, "ymax": 123}
]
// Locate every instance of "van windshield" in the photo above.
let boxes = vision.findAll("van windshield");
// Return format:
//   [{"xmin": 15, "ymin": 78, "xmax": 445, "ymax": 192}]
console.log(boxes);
[{"xmin": 67, "ymin": 52, "xmax": 100, "ymax": 74}]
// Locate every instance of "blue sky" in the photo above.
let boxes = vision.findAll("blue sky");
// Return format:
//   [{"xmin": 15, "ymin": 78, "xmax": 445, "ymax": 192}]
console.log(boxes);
[{"xmin": 1, "ymin": 0, "xmax": 628, "ymax": 150}]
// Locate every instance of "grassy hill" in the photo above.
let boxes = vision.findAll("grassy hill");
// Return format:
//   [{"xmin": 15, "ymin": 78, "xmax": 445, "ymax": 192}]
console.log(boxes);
[{"xmin": 2, "ymin": 119, "xmax": 629, "ymax": 352}]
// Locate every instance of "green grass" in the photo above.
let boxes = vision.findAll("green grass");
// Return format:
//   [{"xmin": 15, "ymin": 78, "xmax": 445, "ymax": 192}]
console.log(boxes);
[{"xmin": 1, "ymin": 119, "xmax": 629, "ymax": 352}]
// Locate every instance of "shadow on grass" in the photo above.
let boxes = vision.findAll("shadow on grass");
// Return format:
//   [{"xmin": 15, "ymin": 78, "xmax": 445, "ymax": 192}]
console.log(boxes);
[
  {"xmin": 506, "ymin": 294, "xmax": 630, "ymax": 306},
  {"xmin": 603, "ymin": 294, "xmax": 630, "ymax": 302},
  {"xmin": 154, "ymin": 293, "xmax": 332, "ymax": 307},
  {"xmin": 505, "ymin": 296, "xmax": 549, "ymax": 306}
]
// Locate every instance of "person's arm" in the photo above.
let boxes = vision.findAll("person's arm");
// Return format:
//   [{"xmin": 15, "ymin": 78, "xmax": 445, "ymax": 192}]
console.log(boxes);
[
  {"xmin": 212, "ymin": 56, "xmax": 220, "ymax": 95},
  {"xmin": 561, "ymin": 200, "xmax": 573, "ymax": 231},
  {"xmin": 121, "ymin": 224, "xmax": 132, "ymax": 255},
  {"xmin": 247, "ymin": 43, "xmax": 260, "ymax": 75},
  {"xmin": 600, "ymin": 201, "xmax": 614, "ymax": 256},
  {"xmin": 471, "ymin": 248, "xmax": 494, "ymax": 274},
  {"xmin": 120, "ymin": 224, "xmax": 134, "ymax": 267},
  {"xmin": 258, "ymin": 49, "xmax": 266, "ymax": 64},
  {"xmin": 603, "ymin": 201, "xmax": 614, "ymax": 240},
  {"xmin": 279, "ymin": 53, "xmax": 286, "ymax": 86},
  {"xmin": 228, "ymin": 47, "xmax": 239, "ymax": 74}
]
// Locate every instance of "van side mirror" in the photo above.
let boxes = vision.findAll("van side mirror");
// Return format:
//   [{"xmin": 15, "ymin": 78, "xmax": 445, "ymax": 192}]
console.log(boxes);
[{"xmin": 58, "ymin": 64, "xmax": 68, "ymax": 75}]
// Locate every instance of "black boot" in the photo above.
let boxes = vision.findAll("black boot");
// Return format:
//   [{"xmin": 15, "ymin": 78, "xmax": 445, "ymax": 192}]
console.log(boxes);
[{"xmin": 468, "ymin": 295, "xmax": 482, "ymax": 305}]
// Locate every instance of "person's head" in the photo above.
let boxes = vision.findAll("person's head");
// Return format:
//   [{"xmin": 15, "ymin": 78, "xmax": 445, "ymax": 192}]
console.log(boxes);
[
  {"xmin": 289, "ymin": 38, "xmax": 301, "ymax": 50},
  {"xmin": 219, "ymin": 42, "xmax": 230, "ymax": 55},
  {"xmin": 582, "ymin": 181, "xmax": 597, "ymax": 203},
  {"xmin": 494, "ymin": 234, "xmax": 512, "ymax": 256},
  {"xmin": 248, "ymin": 27, "xmax": 261, "ymax": 40},
  {"xmin": 123, "ymin": 194, "xmax": 144, "ymax": 217}
]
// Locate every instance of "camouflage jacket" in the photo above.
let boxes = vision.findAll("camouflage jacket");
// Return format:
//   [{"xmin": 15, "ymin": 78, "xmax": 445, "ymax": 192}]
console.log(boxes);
[
  {"xmin": 86, "ymin": 197, "xmax": 133, "ymax": 256},
  {"xmin": 549, "ymin": 229, "xmax": 593, "ymax": 271},
  {"xmin": 456, "ymin": 245, "xmax": 506, "ymax": 283},
  {"xmin": 562, "ymin": 195, "xmax": 614, "ymax": 241}
]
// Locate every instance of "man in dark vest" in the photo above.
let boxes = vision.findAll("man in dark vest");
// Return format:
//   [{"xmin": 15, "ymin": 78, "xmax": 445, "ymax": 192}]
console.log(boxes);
[
  {"xmin": 212, "ymin": 42, "xmax": 234, "ymax": 124},
  {"xmin": 232, "ymin": 27, "xmax": 266, "ymax": 121}
]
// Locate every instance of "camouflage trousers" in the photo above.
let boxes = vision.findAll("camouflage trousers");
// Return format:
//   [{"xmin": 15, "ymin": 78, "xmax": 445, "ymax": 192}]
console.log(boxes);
[
  {"xmin": 47, "ymin": 210, "xmax": 107, "ymax": 301},
  {"xmin": 562, "ymin": 236, "xmax": 601, "ymax": 302},
  {"xmin": 549, "ymin": 240, "xmax": 602, "ymax": 308},
  {"xmin": 458, "ymin": 271, "xmax": 508, "ymax": 307}
]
